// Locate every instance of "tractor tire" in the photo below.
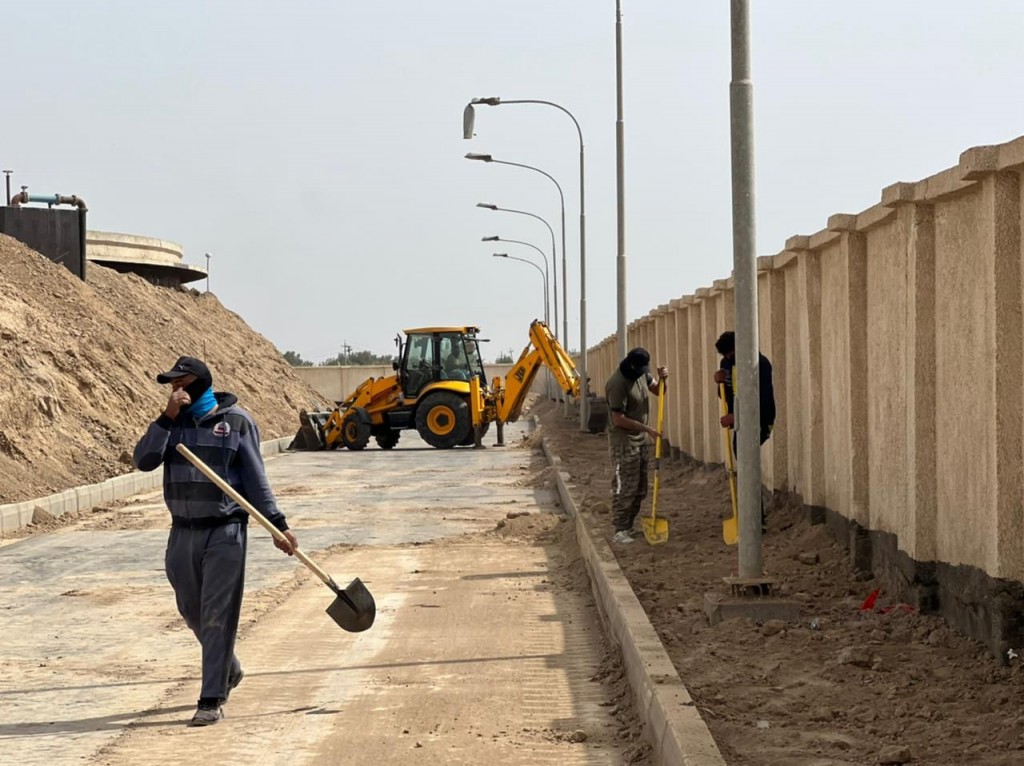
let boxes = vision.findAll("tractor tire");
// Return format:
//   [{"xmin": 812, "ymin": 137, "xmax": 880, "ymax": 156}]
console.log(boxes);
[
  {"xmin": 459, "ymin": 421, "xmax": 490, "ymax": 446},
  {"xmin": 340, "ymin": 411, "xmax": 371, "ymax": 451},
  {"xmin": 416, "ymin": 392, "xmax": 471, "ymax": 449},
  {"xmin": 375, "ymin": 431, "xmax": 401, "ymax": 450}
]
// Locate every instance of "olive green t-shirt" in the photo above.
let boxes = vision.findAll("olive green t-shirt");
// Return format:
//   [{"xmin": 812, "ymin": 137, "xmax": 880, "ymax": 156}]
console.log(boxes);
[{"xmin": 605, "ymin": 368, "xmax": 651, "ymax": 447}]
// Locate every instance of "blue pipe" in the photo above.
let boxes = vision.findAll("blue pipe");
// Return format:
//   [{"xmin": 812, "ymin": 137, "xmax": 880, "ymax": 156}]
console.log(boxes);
[{"xmin": 28, "ymin": 194, "xmax": 61, "ymax": 205}]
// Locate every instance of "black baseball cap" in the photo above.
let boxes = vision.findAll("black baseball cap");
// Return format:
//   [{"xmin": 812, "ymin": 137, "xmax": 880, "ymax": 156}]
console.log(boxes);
[{"xmin": 156, "ymin": 356, "xmax": 211, "ymax": 384}]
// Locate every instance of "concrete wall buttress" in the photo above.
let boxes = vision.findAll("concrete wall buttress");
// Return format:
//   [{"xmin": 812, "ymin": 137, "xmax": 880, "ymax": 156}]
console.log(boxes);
[
  {"xmin": 758, "ymin": 262, "xmax": 788, "ymax": 492},
  {"xmin": 988, "ymin": 171, "xmax": 1024, "ymax": 580},
  {"xmin": 883, "ymin": 189, "xmax": 939, "ymax": 564}
]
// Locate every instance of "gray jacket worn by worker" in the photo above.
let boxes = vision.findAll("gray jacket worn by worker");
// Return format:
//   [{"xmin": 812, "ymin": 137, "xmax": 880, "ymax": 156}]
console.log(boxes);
[
  {"xmin": 133, "ymin": 391, "xmax": 289, "ymax": 531},
  {"xmin": 133, "ymin": 391, "xmax": 286, "ymax": 703}
]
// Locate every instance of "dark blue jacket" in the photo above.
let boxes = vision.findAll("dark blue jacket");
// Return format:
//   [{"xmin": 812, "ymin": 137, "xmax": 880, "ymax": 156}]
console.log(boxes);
[
  {"xmin": 720, "ymin": 354, "xmax": 776, "ymax": 443},
  {"xmin": 132, "ymin": 392, "xmax": 288, "ymax": 530}
]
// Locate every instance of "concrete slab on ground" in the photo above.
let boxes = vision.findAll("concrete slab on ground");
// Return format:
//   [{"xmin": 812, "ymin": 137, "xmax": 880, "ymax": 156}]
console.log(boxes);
[{"xmin": 0, "ymin": 423, "xmax": 640, "ymax": 765}]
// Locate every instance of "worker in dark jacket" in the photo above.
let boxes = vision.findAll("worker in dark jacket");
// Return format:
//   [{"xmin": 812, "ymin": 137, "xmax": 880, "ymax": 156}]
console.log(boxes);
[
  {"xmin": 133, "ymin": 356, "xmax": 297, "ymax": 727},
  {"xmin": 713, "ymin": 331, "xmax": 776, "ymax": 441},
  {"xmin": 713, "ymin": 331, "xmax": 776, "ymax": 530}
]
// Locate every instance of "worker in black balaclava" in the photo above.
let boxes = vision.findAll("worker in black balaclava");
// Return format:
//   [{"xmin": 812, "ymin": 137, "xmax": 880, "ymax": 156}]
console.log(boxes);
[
  {"xmin": 604, "ymin": 347, "xmax": 669, "ymax": 544},
  {"xmin": 133, "ymin": 355, "xmax": 298, "ymax": 727}
]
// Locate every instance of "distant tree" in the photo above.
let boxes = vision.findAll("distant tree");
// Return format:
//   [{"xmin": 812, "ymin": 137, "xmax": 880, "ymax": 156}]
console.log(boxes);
[
  {"xmin": 320, "ymin": 349, "xmax": 397, "ymax": 366},
  {"xmin": 494, "ymin": 348, "xmax": 515, "ymax": 364},
  {"xmin": 283, "ymin": 350, "xmax": 313, "ymax": 366}
]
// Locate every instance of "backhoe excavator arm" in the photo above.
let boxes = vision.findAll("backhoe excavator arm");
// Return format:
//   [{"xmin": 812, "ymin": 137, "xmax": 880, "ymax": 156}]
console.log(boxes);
[{"xmin": 494, "ymin": 321, "xmax": 580, "ymax": 424}]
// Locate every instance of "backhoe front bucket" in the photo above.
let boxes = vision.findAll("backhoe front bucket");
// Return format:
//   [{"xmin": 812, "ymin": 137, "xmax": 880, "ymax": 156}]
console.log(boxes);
[
  {"xmin": 290, "ymin": 410, "xmax": 328, "ymax": 451},
  {"xmin": 587, "ymin": 397, "xmax": 609, "ymax": 434}
]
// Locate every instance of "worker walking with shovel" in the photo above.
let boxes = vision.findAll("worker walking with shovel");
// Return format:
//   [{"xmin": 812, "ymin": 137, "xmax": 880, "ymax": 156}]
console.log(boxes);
[
  {"xmin": 604, "ymin": 348, "xmax": 669, "ymax": 544},
  {"xmin": 133, "ymin": 356, "xmax": 299, "ymax": 727}
]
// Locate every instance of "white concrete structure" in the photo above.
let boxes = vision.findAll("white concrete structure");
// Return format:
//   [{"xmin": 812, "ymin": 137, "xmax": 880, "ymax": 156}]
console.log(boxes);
[{"xmin": 86, "ymin": 230, "xmax": 206, "ymax": 285}]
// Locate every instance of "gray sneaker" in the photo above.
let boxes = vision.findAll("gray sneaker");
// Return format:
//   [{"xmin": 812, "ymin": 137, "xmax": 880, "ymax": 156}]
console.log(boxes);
[
  {"xmin": 189, "ymin": 704, "xmax": 223, "ymax": 727},
  {"xmin": 612, "ymin": 530, "xmax": 635, "ymax": 544}
]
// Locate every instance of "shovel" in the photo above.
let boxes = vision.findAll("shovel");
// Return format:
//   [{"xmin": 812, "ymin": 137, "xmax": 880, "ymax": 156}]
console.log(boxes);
[
  {"xmin": 175, "ymin": 444, "xmax": 375, "ymax": 632},
  {"xmin": 719, "ymin": 383, "xmax": 739, "ymax": 546},
  {"xmin": 641, "ymin": 379, "xmax": 669, "ymax": 545}
]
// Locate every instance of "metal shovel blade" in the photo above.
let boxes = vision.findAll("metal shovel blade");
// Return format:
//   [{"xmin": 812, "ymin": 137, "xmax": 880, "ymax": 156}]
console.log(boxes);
[
  {"xmin": 325, "ymin": 577, "xmax": 376, "ymax": 632},
  {"xmin": 642, "ymin": 515, "xmax": 669, "ymax": 545}
]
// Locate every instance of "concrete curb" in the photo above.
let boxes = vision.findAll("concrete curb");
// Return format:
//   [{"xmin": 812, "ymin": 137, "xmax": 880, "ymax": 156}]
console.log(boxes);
[
  {"xmin": 0, "ymin": 435, "xmax": 295, "ymax": 534},
  {"xmin": 540, "ymin": 433, "xmax": 726, "ymax": 766}
]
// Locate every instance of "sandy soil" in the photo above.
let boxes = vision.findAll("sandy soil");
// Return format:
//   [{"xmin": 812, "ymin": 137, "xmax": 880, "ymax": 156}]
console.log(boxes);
[
  {"xmin": 533, "ymin": 398, "xmax": 1024, "ymax": 766},
  {"xmin": 0, "ymin": 234, "xmax": 329, "ymax": 506},
  {"xmin": 494, "ymin": 507, "xmax": 653, "ymax": 764}
]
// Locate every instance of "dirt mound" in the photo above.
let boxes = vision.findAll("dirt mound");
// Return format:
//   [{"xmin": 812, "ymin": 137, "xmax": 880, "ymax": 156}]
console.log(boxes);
[{"xmin": 0, "ymin": 234, "xmax": 329, "ymax": 504}]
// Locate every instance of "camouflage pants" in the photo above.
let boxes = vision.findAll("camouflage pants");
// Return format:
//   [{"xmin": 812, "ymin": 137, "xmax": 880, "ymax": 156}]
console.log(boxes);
[{"xmin": 610, "ymin": 442, "xmax": 650, "ymax": 532}]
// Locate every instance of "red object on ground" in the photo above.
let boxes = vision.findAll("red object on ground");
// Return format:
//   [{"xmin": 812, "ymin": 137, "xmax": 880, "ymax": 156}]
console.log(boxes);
[{"xmin": 859, "ymin": 588, "xmax": 881, "ymax": 612}]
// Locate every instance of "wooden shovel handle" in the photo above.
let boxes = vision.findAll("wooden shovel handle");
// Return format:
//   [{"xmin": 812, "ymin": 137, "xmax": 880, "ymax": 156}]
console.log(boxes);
[{"xmin": 174, "ymin": 443, "xmax": 337, "ymax": 590}]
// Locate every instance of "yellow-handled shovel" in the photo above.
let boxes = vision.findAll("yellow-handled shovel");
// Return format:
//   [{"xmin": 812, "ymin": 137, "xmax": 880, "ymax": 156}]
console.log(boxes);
[
  {"xmin": 720, "ymin": 382, "xmax": 739, "ymax": 546},
  {"xmin": 175, "ymin": 443, "xmax": 376, "ymax": 632},
  {"xmin": 641, "ymin": 379, "xmax": 669, "ymax": 545}
]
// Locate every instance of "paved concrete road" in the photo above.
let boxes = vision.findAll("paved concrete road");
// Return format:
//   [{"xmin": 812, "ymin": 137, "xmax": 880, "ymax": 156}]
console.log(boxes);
[{"xmin": 1, "ymin": 424, "xmax": 631, "ymax": 765}]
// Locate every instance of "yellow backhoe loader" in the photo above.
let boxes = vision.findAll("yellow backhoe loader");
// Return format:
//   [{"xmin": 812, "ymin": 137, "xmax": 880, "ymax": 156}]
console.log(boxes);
[{"xmin": 292, "ymin": 320, "xmax": 580, "ymax": 450}]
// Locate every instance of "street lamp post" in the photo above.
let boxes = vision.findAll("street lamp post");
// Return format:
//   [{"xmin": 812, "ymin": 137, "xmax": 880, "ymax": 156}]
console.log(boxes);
[
  {"xmin": 204, "ymin": 252, "xmax": 211, "ymax": 293},
  {"xmin": 465, "ymin": 154, "xmax": 567, "ymax": 356},
  {"xmin": 465, "ymin": 153, "xmax": 572, "ymax": 417},
  {"xmin": 730, "ymin": 0, "xmax": 764, "ymax": 578},
  {"xmin": 492, "ymin": 253, "xmax": 546, "ymax": 321},
  {"xmin": 477, "ymin": 203, "xmax": 558, "ymax": 341},
  {"xmin": 464, "ymin": 97, "xmax": 589, "ymax": 431},
  {"xmin": 481, "ymin": 235, "xmax": 550, "ymax": 328},
  {"xmin": 615, "ymin": 0, "xmax": 628, "ymax": 359}
]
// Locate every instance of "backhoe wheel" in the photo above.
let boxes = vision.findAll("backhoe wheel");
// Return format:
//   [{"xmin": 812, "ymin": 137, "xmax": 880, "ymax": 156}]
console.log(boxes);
[
  {"xmin": 340, "ymin": 412, "xmax": 371, "ymax": 451},
  {"xmin": 416, "ymin": 392, "xmax": 471, "ymax": 449},
  {"xmin": 375, "ymin": 431, "xmax": 401, "ymax": 450}
]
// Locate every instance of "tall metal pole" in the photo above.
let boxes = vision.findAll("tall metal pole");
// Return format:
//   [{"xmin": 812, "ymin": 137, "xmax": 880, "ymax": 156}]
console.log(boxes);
[
  {"xmin": 3, "ymin": 170, "xmax": 12, "ymax": 206},
  {"xmin": 615, "ymin": 0, "xmax": 628, "ymax": 360},
  {"xmin": 578, "ymin": 141, "xmax": 589, "ymax": 430},
  {"xmin": 205, "ymin": 253, "xmax": 211, "ymax": 293},
  {"xmin": 730, "ymin": 0, "xmax": 763, "ymax": 579}
]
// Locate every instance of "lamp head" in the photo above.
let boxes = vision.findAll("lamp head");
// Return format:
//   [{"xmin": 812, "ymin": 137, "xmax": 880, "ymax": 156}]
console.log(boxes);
[
  {"xmin": 481, "ymin": 236, "xmax": 500, "ymax": 242},
  {"xmin": 462, "ymin": 103, "xmax": 476, "ymax": 139},
  {"xmin": 471, "ymin": 97, "xmax": 502, "ymax": 106},
  {"xmin": 464, "ymin": 153, "xmax": 493, "ymax": 162},
  {"xmin": 476, "ymin": 202, "xmax": 498, "ymax": 210},
  {"xmin": 492, "ymin": 253, "xmax": 508, "ymax": 258}
]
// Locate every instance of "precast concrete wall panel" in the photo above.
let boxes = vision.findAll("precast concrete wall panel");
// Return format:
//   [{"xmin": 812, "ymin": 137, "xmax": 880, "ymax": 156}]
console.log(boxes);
[
  {"xmin": 933, "ymin": 191, "xmax": 997, "ymax": 573},
  {"xmin": 685, "ymin": 302, "xmax": 703, "ymax": 460},
  {"xmin": 669, "ymin": 300, "xmax": 690, "ymax": 455},
  {"xmin": 990, "ymin": 171, "xmax": 1024, "ymax": 581},
  {"xmin": 819, "ymin": 240, "xmax": 853, "ymax": 519},
  {"xmin": 782, "ymin": 261, "xmax": 806, "ymax": 500},
  {"xmin": 698, "ymin": 291, "xmax": 718, "ymax": 463},
  {"xmin": 865, "ymin": 219, "xmax": 909, "ymax": 540}
]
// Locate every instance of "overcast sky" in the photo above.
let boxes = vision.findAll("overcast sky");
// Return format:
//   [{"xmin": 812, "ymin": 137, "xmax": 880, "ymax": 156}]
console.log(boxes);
[{"xmin": 6, "ymin": 2, "xmax": 1024, "ymax": 363}]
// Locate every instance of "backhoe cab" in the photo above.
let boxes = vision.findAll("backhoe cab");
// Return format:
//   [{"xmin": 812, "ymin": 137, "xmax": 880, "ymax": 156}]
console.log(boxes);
[{"xmin": 292, "ymin": 321, "xmax": 579, "ymax": 451}]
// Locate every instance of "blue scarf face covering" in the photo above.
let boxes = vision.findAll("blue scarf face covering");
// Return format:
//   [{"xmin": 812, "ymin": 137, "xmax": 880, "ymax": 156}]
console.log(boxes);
[{"xmin": 183, "ymin": 386, "xmax": 217, "ymax": 419}]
